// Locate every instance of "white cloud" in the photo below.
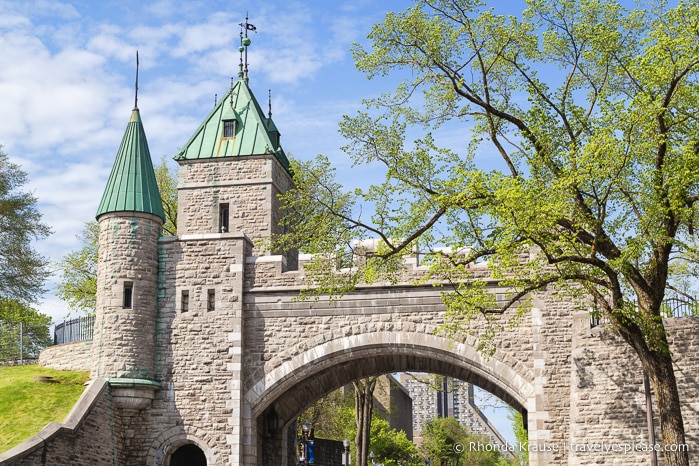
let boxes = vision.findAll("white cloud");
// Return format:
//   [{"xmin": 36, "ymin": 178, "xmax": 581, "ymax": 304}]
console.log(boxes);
[
  {"xmin": 0, "ymin": 14, "xmax": 31, "ymax": 29},
  {"xmin": 0, "ymin": 1, "xmax": 79, "ymax": 21},
  {"xmin": 0, "ymin": 0, "xmax": 403, "ymax": 322},
  {"xmin": 33, "ymin": 0, "xmax": 80, "ymax": 20},
  {"xmin": 172, "ymin": 12, "xmax": 236, "ymax": 57}
]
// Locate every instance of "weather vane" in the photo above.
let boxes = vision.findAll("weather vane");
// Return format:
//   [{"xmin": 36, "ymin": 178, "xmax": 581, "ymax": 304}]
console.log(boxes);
[{"xmin": 239, "ymin": 13, "xmax": 256, "ymax": 81}]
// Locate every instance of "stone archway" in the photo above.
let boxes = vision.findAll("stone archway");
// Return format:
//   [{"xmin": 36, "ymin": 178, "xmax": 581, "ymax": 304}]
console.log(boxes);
[
  {"xmin": 244, "ymin": 332, "xmax": 541, "ymax": 466},
  {"xmin": 169, "ymin": 444, "xmax": 206, "ymax": 466},
  {"xmin": 146, "ymin": 428, "xmax": 215, "ymax": 466}
]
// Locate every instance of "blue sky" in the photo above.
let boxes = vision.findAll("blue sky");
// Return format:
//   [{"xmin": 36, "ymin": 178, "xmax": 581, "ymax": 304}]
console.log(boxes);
[
  {"xmin": 0, "ymin": 0, "xmax": 519, "ymax": 444},
  {"xmin": 0, "ymin": 0, "xmax": 412, "ymax": 320}
]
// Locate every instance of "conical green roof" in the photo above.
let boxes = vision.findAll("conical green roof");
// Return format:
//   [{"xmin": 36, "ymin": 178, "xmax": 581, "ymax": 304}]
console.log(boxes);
[
  {"xmin": 96, "ymin": 108, "xmax": 166, "ymax": 222},
  {"xmin": 174, "ymin": 78, "xmax": 290, "ymax": 171}
]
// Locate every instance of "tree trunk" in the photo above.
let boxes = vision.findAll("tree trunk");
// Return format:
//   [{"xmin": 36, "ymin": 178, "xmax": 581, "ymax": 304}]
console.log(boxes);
[
  {"xmin": 619, "ymin": 311, "xmax": 689, "ymax": 466},
  {"xmin": 353, "ymin": 377, "xmax": 377, "ymax": 466},
  {"xmin": 642, "ymin": 347, "xmax": 689, "ymax": 466}
]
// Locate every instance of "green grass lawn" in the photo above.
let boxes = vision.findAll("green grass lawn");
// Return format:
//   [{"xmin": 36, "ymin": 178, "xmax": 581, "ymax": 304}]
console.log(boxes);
[{"xmin": 0, "ymin": 365, "xmax": 89, "ymax": 453}]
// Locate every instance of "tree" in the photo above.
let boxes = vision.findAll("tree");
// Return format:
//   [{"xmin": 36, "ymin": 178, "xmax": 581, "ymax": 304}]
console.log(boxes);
[
  {"xmin": 300, "ymin": 389, "xmax": 355, "ymax": 441},
  {"xmin": 369, "ymin": 417, "xmax": 422, "ymax": 466},
  {"xmin": 155, "ymin": 155, "xmax": 178, "ymax": 236},
  {"xmin": 0, "ymin": 149, "xmax": 51, "ymax": 304},
  {"xmin": 0, "ymin": 298, "xmax": 52, "ymax": 361},
  {"xmin": 56, "ymin": 221, "xmax": 98, "ymax": 314},
  {"xmin": 354, "ymin": 377, "xmax": 378, "ymax": 466},
  {"xmin": 300, "ymin": 389, "xmax": 421, "ymax": 466},
  {"xmin": 507, "ymin": 408, "xmax": 528, "ymax": 466},
  {"xmin": 56, "ymin": 157, "xmax": 178, "ymax": 314},
  {"xmin": 421, "ymin": 417, "xmax": 504, "ymax": 466},
  {"xmin": 273, "ymin": 1, "xmax": 699, "ymax": 464}
]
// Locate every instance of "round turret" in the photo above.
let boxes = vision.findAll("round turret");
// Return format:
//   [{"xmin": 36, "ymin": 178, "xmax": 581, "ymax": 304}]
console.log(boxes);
[{"xmin": 91, "ymin": 108, "xmax": 165, "ymax": 382}]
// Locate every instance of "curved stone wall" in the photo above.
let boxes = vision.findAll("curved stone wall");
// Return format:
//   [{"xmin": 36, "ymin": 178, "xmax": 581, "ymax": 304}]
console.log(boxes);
[{"xmin": 38, "ymin": 340, "xmax": 92, "ymax": 372}]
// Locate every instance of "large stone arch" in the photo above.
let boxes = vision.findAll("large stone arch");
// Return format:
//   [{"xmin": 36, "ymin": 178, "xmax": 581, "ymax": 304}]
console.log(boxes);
[{"xmin": 244, "ymin": 331, "xmax": 540, "ymax": 466}]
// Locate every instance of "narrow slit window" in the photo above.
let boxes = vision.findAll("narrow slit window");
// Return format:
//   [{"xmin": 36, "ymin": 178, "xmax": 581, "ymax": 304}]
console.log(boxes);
[
  {"xmin": 207, "ymin": 289, "xmax": 215, "ymax": 312},
  {"xmin": 219, "ymin": 203, "xmax": 230, "ymax": 233},
  {"xmin": 123, "ymin": 282, "xmax": 133, "ymax": 309},
  {"xmin": 181, "ymin": 290, "xmax": 189, "ymax": 313},
  {"xmin": 223, "ymin": 119, "xmax": 236, "ymax": 138}
]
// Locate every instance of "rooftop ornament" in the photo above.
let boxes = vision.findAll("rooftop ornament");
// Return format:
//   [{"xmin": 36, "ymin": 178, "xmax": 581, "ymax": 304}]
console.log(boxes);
[{"xmin": 238, "ymin": 14, "xmax": 256, "ymax": 82}]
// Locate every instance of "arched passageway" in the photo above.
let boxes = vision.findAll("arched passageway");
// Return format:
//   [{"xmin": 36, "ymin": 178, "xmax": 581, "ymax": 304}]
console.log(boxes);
[
  {"xmin": 245, "ymin": 332, "xmax": 538, "ymax": 466},
  {"xmin": 169, "ymin": 443, "xmax": 207, "ymax": 466}
]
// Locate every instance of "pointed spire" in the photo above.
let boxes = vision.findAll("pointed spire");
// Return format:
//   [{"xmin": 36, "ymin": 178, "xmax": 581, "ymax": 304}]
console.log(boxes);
[
  {"xmin": 134, "ymin": 51, "xmax": 139, "ymax": 110},
  {"xmin": 97, "ymin": 78, "xmax": 165, "ymax": 222},
  {"xmin": 96, "ymin": 52, "xmax": 164, "ymax": 221}
]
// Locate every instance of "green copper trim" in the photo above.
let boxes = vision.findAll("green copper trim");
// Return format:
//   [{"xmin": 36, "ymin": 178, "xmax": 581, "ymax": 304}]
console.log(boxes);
[
  {"xmin": 96, "ymin": 108, "xmax": 166, "ymax": 222},
  {"xmin": 106, "ymin": 377, "xmax": 161, "ymax": 390}
]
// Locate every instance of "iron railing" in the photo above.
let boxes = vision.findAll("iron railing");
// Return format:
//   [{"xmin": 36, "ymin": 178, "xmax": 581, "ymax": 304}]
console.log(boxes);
[
  {"xmin": 53, "ymin": 315, "xmax": 95, "ymax": 345},
  {"xmin": 590, "ymin": 296, "xmax": 697, "ymax": 328}
]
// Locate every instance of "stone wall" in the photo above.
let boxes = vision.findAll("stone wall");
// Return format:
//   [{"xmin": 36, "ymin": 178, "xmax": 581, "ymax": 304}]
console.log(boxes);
[
  {"xmin": 570, "ymin": 313, "xmax": 699, "ymax": 465},
  {"xmin": 177, "ymin": 156, "xmax": 293, "ymax": 254},
  {"xmin": 241, "ymin": 279, "xmax": 555, "ymax": 464},
  {"xmin": 20, "ymin": 246, "xmax": 699, "ymax": 466},
  {"xmin": 117, "ymin": 234, "xmax": 251, "ymax": 465},
  {"xmin": 38, "ymin": 340, "xmax": 92, "ymax": 372}
]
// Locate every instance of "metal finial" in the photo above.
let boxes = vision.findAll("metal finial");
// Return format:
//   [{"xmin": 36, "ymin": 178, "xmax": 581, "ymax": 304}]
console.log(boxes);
[
  {"xmin": 238, "ymin": 13, "xmax": 256, "ymax": 82},
  {"xmin": 268, "ymin": 89, "xmax": 272, "ymax": 122},
  {"xmin": 134, "ymin": 51, "xmax": 139, "ymax": 109},
  {"xmin": 238, "ymin": 24, "xmax": 244, "ymax": 80}
]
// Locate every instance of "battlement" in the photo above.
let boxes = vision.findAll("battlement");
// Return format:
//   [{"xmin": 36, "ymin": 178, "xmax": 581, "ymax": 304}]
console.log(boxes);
[{"xmin": 244, "ymin": 244, "xmax": 492, "ymax": 291}]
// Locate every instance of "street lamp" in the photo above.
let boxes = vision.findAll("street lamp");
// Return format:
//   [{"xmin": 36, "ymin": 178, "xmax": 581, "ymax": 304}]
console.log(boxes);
[
  {"xmin": 342, "ymin": 439, "xmax": 350, "ymax": 466},
  {"xmin": 298, "ymin": 421, "xmax": 314, "ymax": 465}
]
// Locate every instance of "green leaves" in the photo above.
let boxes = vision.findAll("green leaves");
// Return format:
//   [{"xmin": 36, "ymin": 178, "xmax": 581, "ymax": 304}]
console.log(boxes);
[
  {"xmin": 274, "ymin": 0, "xmax": 699, "ymax": 355},
  {"xmin": 0, "ymin": 149, "xmax": 51, "ymax": 305},
  {"xmin": 56, "ymin": 221, "xmax": 99, "ymax": 315},
  {"xmin": 154, "ymin": 155, "xmax": 178, "ymax": 237},
  {"xmin": 271, "ymin": 2, "xmax": 698, "ymax": 461},
  {"xmin": 421, "ymin": 416, "xmax": 506, "ymax": 466},
  {"xmin": 0, "ymin": 298, "xmax": 52, "ymax": 359}
]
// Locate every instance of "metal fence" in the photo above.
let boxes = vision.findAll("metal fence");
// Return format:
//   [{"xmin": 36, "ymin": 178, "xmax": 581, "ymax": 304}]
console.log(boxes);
[
  {"xmin": 590, "ymin": 296, "xmax": 698, "ymax": 328},
  {"xmin": 53, "ymin": 315, "xmax": 95, "ymax": 345},
  {"xmin": 661, "ymin": 297, "xmax": 699, "ymax": 318},
  {"xmin": 0, "ymin": 321, "xmax": 39, "ymax": 366},
  {"xmin": 0, "ymin": 321, "xmax": 23, "ymax": 365}
]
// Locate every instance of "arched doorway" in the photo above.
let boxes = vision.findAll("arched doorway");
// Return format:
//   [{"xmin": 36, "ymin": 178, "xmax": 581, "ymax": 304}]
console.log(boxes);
[
  {"xmin": 169, "ymin": 443, "xmax": 206, "ymax": 466},
  {"xmin": 246, "ymin": 332, "xmax": 537, "ymax": 465}
]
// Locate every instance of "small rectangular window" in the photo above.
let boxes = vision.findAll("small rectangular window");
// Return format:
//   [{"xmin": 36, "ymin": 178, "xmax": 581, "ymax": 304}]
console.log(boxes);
[
  {"xmin": 181, "ymin": 290, "xmax": 189, "ymax": 313},
  {"xmin": 123, "ymin": 282, "xmax": 133, "ymax": 309},
  {"xmin": 207, "ymin": 289, "xmax": 215, "ymax": 312},
  {"xmin": 223, "ymin": 120, "xmax": 236, "ymax": 138},
  {"xmin": 219, "ymin": 203, "xmax": 230, "ymax": 233}
]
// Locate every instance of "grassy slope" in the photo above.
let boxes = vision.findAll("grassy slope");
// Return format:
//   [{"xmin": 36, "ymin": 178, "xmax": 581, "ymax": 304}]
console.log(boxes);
[{"xmin": 0, "ymin": 365, "xmax": 89, "ymax": 452}]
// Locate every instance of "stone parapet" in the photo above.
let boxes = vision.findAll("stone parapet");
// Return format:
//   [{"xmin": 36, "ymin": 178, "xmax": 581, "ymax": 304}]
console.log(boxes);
[{"xmin": 38, "ymin": 340, "xmax": 92, "ymax": 372}]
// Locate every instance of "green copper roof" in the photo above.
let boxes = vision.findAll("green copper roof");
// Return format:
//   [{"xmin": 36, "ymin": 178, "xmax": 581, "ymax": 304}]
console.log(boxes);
[
  {"xmin": 174, "ymin": 78, "xmax": 290, "ymax": 171},
  {"xmin": 96, "ymin": 108, "xmax": 166, "ymax": 222}
]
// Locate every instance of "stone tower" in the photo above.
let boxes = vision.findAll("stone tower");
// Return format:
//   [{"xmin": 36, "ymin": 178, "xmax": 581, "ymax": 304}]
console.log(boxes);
[
  {"xmin": 174, "ymin": 70, "xmax": 295, "ymax": 265},
  {"xmin": 92, "ymin": 104, "xmax": 165, "ymax": 405}
]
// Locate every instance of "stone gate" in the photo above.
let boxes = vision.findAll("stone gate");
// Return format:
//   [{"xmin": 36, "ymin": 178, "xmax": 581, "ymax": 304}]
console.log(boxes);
[{"xmin": 2, "ymin": 67, "xmax": 698, "ymax": 466}]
